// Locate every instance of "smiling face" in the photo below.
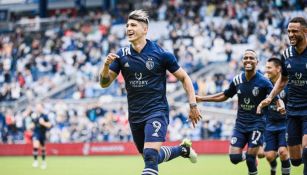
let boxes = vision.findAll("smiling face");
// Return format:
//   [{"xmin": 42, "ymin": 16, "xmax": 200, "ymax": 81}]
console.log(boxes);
[
  {"xmin": 265, "ymin": 61, "xmax": 280, "ymax": 80},
  {"xmin": 287, "ymin": 22, "xmax": 305, "ymax": 46},
  {"xmin": 242, "ymin": 50, "xmax": 258, "ymax": 72},
  {"xmin": 126, "ymin": 19, "xmax": 148, "ymax": 43}
]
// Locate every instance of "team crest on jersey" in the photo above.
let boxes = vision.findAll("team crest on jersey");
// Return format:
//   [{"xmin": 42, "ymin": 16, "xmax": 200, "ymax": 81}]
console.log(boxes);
[
  {"xmin": 295, "ymin": 72, "xmax": 302, "ymax": 80},
  {"xmin": 135, "ymin": 72, "xmax": 142, "ymax": 80},
  {"xmin": 252, "ymin": 87, "xmax": 259, "ymax": 96},
  {"xmin": 146, "ymin": 58, "xmax": 154, "ymax": 70},
  {"xmin": 244, "ymin": 98, "xmax": 250, "ymax": 104},
  {"xmin": 230, "ymin": 137, "xmax": 237, "ymax": 144},
  {"xmin": 279, "ymin": 90, "xmax": 286, "ymax": 99}
]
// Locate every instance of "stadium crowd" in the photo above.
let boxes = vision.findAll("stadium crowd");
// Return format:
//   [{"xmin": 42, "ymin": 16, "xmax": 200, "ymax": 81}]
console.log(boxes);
[{"xmin": 0, "ymin": 0, "xmax": 306, "ymax": 143}]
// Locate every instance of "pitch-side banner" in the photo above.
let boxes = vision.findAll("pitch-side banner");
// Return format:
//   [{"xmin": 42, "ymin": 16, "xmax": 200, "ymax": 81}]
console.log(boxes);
[{"xmin": 0, "ymin": 140, "xmax": 229, "ymax": 156}]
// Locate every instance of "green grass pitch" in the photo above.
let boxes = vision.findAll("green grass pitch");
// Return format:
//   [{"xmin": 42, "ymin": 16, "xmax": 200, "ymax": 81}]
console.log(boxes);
[{"xmin": 0, "ymin": 155, "xmax": 303, "ymax": 175}]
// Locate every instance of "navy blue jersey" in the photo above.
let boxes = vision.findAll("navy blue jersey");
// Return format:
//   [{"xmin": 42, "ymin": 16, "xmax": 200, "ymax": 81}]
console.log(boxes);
[
  {"xmin": 265, "ymin": 86, "xmax": 288, "ymax": 131},
  {"xmin": 281, "ymin": 46, "xmax": 307, "ymax": 117},
  {"xmin": 109, "ymin": 40, "xmax": 180, "ymax": 123},
  {"xmin": 32, "ymin": 113, "xmax": 49, "ymax": 136},
  {"xmin": 224, "ymin": 72, "xmax": 273, "ymax": 132}
]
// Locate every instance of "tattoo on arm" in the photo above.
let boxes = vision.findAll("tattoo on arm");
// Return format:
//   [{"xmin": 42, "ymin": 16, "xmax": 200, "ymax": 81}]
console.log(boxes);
[{"xmin": 100, "ymin": 76, "xmax": 110, "ymax": 85}]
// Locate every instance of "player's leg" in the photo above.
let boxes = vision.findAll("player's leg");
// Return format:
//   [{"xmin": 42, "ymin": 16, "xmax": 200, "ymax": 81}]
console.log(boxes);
[
  {"xmin": 32, "ymin": 135, "xmax": 40, "ymax": 168},
  {"xmin": 264, "ymin": 130, "xmax": 278, "ymax": 175},
  {"xmin": 246, "ymin": 130, "xmax": 263, "ymax": 175},
  {"xmin": 278, "ymin": 129, "xmax": 290, "ymax": 175},
  {"xmin": 229, "ymin": 129, "xmax": 247, "ymax": 165},
  {"xmin": 302, "ymin": 116, "xmax": 307, "ymax": 175},
  {"xmin": 287, "ymin": 117, "xmax": 302, "ymax": 167},
  {"xmin": 40, "ymin": 138, "xmax": 47, "ymax": 169},
  {"xmin": 257, "ymin": 145, "xmax": 265, "ymax": 159}
]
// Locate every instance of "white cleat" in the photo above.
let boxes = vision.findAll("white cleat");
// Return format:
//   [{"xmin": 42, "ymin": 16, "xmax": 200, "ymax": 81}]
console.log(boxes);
[
  {"xmin": 180, "ymin": 138, "xmax": 198, "ymax": 163},
  {"xmin": 32, "ymin": 160, "xmax": 39, "ymax": 168},
  {"xmin": 41, "ymin": 161, "xmax": 47, "ymax": 169}
]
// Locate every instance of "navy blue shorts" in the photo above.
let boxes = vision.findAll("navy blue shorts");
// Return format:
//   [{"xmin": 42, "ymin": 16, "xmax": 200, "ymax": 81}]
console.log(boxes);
[
  {"xmin": 130, "ymin": 117, "xmax": 168, "ymax": 153},
  {"xmin": 287, "ymin": 116, "xmax": 307, "ymax": 146},
  {"xmin": 230, "ymin": 129, "xmax": 263, "ymax": 148},
  {"xmin": 32, "ymin": 133, "xmax": 46, "ymax": 146},
  {"xmin": 264, "ymin": 129, "xmax": 287, "ymax": 151}
]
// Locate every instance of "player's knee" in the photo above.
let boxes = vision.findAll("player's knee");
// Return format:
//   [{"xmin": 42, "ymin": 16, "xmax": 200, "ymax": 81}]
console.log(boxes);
[
  {"xmin": 266, "ymin": 155, "xmax": 275, "ymax": 162},
  {"xmin": 229, "ymin": 154, "xmax": 243, "ymax": 164},
  {"xmin": 143, "ymin": 148, "xmax": 159, "ymax": 167},
  {"xmin": 290, "ymin": 159, "xmax": 302, "ymax": 166}
]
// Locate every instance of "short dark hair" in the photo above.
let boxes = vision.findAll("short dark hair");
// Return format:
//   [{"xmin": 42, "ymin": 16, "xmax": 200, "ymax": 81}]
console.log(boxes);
[
  {"xmin": 128, "ymin": 9, "xmax": 149, "ymax": 25},
  {"xmin": 289, "ymin": 17, "xmax": 307, "ymax": 27},
  {"xmin": 267, "ymin": 57, "xmax": 282, "ymax": 67}
]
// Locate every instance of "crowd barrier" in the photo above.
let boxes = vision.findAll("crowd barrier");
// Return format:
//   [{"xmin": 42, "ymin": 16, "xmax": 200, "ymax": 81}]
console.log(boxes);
[{"xmin": 0, "ymin": 140, "xmax": 229, "ymax": 156}]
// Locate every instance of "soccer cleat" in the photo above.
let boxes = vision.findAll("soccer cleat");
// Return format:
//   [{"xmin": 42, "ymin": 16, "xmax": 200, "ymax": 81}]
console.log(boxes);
[
  {"xmin": 41, "ymin": 161, "xmax": 47, "ymax": 169},
  {"xmin": 180, "ymin": 138, "xmax": 197, "ymax": 163},
  {"xmin": 32, "ymin": 160, "xmax": 38, "ymax": 168}
]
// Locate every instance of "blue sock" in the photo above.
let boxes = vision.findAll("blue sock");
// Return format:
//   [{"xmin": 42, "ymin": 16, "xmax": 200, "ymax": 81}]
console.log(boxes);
[
  {"xmin": 158, "ymin": 146, "xmax": 182, "ymax": 164},
  {"xmin": 303, "ymin": 148, "xmax": 307, "ymax": 175},
  {"xmin": 270, "ymin": 158, "xmax": 277, "ymax": 171},
  {"xmin": 142, "ymin": 148, "xmax": 159, "ymax": 175},
  {"xmin": 281, "ymin": 159, "xmax": 290, "ymax": 175},
  {"xmin": 246, "ymin": 154, "xmax": 257, "ymax": 175}
]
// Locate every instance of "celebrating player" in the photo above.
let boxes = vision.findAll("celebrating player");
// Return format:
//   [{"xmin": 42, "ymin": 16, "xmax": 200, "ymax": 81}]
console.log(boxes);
[
  {"xmin": 99, "ymin": 9, "xmax": 202, "ymax": 175},
  {"xmin": 264, "ymin": 57, "xmax": 291, "ymax": 175},
  {"xmin": 257, "ymin": 17, "xmax": 307, "ymax": 174},
  {"xmin": 196, "ymin": 49, "xmax": 285, "ymax": 175}
]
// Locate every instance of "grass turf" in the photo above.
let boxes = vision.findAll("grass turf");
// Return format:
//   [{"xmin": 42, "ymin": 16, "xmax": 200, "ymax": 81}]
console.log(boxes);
[{"xmin": 0, "ymin": 155, "xmax": 303, "ymax": 175}]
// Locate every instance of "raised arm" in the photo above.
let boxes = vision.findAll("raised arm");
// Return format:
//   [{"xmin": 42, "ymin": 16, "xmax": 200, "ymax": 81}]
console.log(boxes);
[
  {"xmin": 99, "ymin": 53, "xmax": 119, "ymax": 88},
  {"xmin": 172, "ymin": 68, "xmax": 202, "ymax": 128}
]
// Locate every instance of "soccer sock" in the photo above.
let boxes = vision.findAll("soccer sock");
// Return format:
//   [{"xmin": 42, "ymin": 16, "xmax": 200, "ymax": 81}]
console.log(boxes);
[
  {"xmin": 33, "ymin": 148, "xmax": 38, "ymax": 160},
  {"xmin": 158, "ymin": 146, "xmax": 182, "ymax": 164},
  {"xmin": 290, "ymin": 158, "xmax": 302, "ymax": 166},
  {"xmin": 303, "ymin": 148, "xmax": 307, "ymax": 175},
  {"xmin": 229, "ymin": 153, "xmax": 246, "ymax": 164},
  {"xmin": 42, "ymin": 149, "xmax": 46, "ymax": 161},
  {"xmin": 142, "ymin": 148, "xmax": 159, "ymax": 175},
  {"xmin": 246, "ymin": 154, "xmax": 257, "ymax": 175},
  {"xmin": 281, "ymin": 159, "xmax": 290, "ymax": 175},
  {"xmin": 270, "ymin": 158, "xmax": 277, "ymax": 173}
]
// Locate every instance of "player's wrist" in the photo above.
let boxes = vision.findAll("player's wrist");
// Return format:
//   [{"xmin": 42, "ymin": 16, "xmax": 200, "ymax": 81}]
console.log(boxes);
[{"xmin": 189, "ymin": 102, "xmax": 197, "ymax": 108}]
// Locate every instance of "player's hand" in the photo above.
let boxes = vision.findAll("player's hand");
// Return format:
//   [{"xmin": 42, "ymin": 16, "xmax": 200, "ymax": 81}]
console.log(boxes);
[
  {"xmin": 104, "ymin": 53, "xmax": 119, "ymax": 66},
  {"xmin": 195, "ymin": 95, "xmax": 203, "ymax": 103},
  {"xmin": 256, "ymin": 97, "xmax": 272, "ymax": 114},
  {"xmin": 276, "ymin": 99, "xmax": 286, "ymax": 115},
  {"xmin": 39, "ymin": 118, "xmax": 44, "ymax": 125},
  {"xmin": 189, "ymin": 105, "xmax": 202, "ymax": 128}
]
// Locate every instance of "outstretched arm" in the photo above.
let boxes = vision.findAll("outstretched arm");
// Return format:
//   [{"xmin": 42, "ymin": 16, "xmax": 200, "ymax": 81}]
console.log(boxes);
[
  {"xmin": 172, "ymin": 68, "xmax": 202, "ymax": 128},
  {"xmin": 196, "ymin": 92, "xmax": 229, "ymax": 102},
  {"xmin": 99, "ymin": 53, "xmax": 119, "ymax": 88},
  {"xmin": 257, "ymin": 75, "xmax": 288, "ymax": 113}
]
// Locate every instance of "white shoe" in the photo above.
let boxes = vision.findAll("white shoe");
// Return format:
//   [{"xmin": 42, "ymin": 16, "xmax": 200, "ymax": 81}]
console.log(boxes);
[
  {"xmin": 180, "ymin": 138, "xmax": 198, "ymax": 163},
  {"xmin": 32, "ymin": 160, "xmax": 38, "ymax": 168},
  {"xmin": 41, "ymin": 161, "xmax": 47, "ymax": 169}
]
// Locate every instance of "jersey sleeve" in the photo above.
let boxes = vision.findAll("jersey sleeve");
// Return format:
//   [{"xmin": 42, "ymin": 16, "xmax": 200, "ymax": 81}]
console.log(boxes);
[
  {"xmin": 162, "ymin": 51, "xmax": 180, "ymax": 73},
  {"xmin": 109, "ymin": 49, "xmax": 122, "ymax": 74},
  {"xmin": 280, "ymin": 52, "xmax": 288, "ymax": 77},
  {"xmin": 223, "ymin": 81, "xmax": 237, "ymax": 98}
]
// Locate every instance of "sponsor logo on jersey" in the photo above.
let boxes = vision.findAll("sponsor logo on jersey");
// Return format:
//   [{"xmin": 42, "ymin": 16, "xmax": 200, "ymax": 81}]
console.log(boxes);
[
  {"xmin": 244, "ymin": 98, "xmax": 250, "ymax": 104},
  {"xmin": 295, "ymin": 72, "xmax": 302, "ymax": 80}
]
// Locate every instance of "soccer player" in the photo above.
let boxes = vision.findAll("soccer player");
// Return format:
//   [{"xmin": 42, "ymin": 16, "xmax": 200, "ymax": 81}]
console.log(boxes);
[
  {"xmin": 99, "ymin": 10, "xmax": 202, "ymax": 175},
  {"xmin": 257, "ymin": 17, "xmax": 307, "ymax": 174},
  {"xmin": 196, "ymin": 49, "xmax": 285, "ymax": 175},
  {"xmin": 264, "ymin": 57, "xmax": 290, "ymax": 175},
  {"xmin": 31, "ymin": 103, "xmax": 52, "ymax": 169}
]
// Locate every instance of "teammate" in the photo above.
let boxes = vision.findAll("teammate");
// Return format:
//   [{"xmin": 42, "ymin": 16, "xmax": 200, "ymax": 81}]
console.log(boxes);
[
  {"xmin": 196, "ymin": 49, "xmax": 285, "ymax": 175},
  {"xmin": 264, "ymin": 57, "xmax": 290, "ymax": 175},
  {"xmin": 99, "ymin": 9, "xmax": 202, "ymax": 175},
  {"xmin": 257, "ymin": 17, "xmax": 307, "ymax": 174},
  {"xmin": 31, "ymin": 103, "xmax": 52, "ymax": 169}
]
